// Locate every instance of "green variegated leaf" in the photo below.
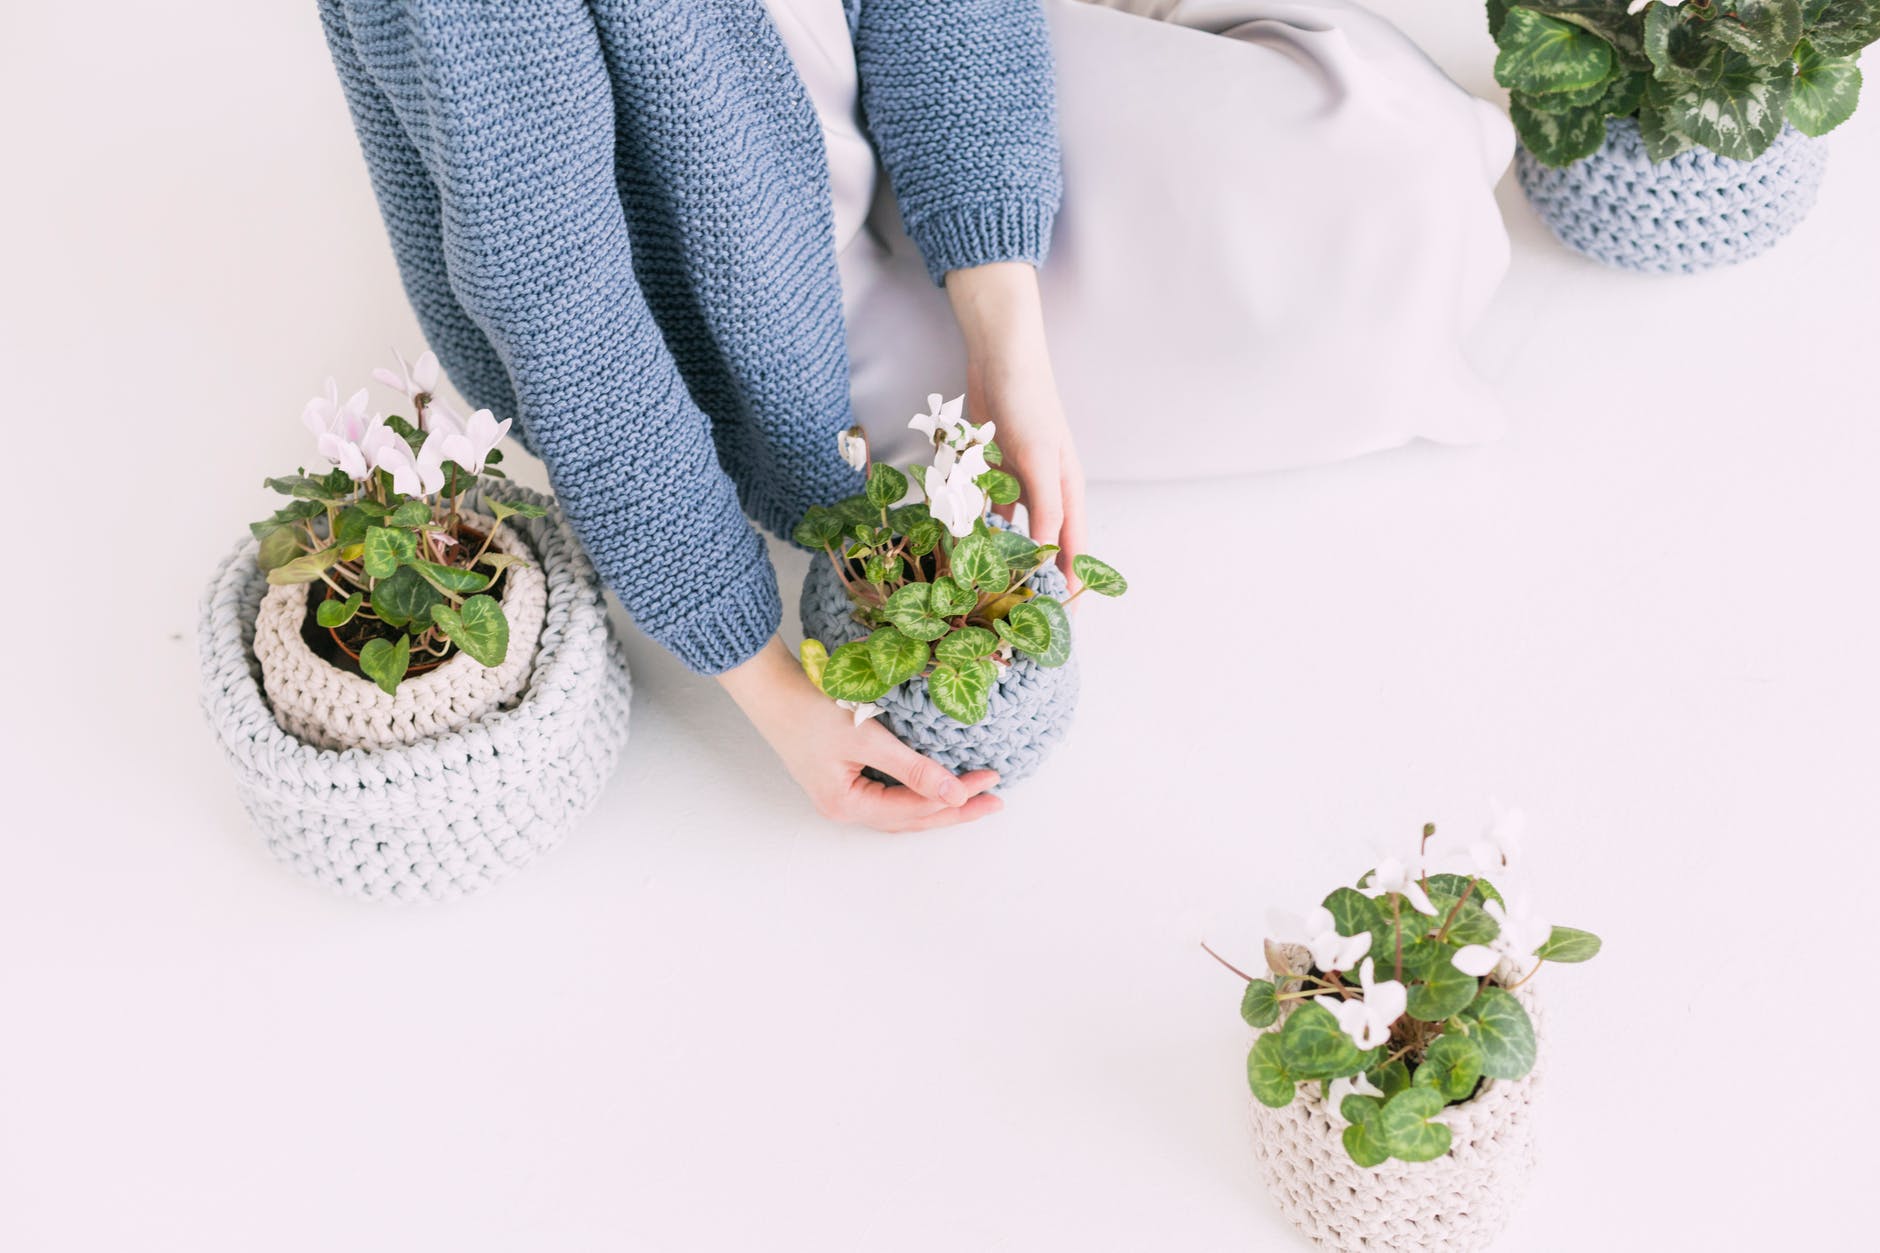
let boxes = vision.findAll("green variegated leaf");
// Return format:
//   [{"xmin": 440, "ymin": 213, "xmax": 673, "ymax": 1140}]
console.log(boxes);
[
  {"xmin": 1526, "ymin": 72, "xmax": 1619, "ymax": 112},
  {"xmin": 867, "ymin": 625, "xmax": 929, "ymax": 688},
  {"xmin": 1534, "ymin": 925, "xmax": 1603, "ymax": 963},
  {"xmin": 487, "ymin": 498, "xmax": 548, "ymax": 521},
  {"xmin": 865, "ymin": 462, "xmax": 908, "ymax": 509},
  {"xmin": 1526, "ymin": 1, "xmax": 1650, "ymax": 59},
  {"xmin": 1645, "ymin": 1, "xmax": 1724, "ymax": 85},
  {"xmin": 370, "ymin": 564, "xmax": 442, "ymax": 631},
  {"xmin": 799, "ymin": 638, "xmax": 829, "ymax": 690},
  {"xmin": 333, "ymin": 505, "xmax": 371, "ymax": 547},
  {"xmin": 1710, "ymin": 0, "xmax": 1806, "ymax": 65},
  {"xmin": 883, "ymin": 583, "xmax": 951, "ymax": 641},
  {"xmin": 1494, "ymin": 9, "xmax": 1615, "ymax": 95},
  {"xmin": 1247, "ymin": 1034, "xmax": 1294, "ymax": 1108},
  {"xmin": 926, "ymin": 659, "xmax": 995, "ymax": 725},
  {"xmin": 1663, "ymin": 53, "xmax": 1795, "ymax": 159},
  {"xmin": 363, "ymin": 526, "xmax": 416, "ymax": 579},
  {"xmin": 1806, "ymin": 0, "xmax": 1880, "ymax": 55},
  {"xmin": 1029, "ymin": 596, "xmax": 1073, "ymax": 668},
  {"xmin": 930, "ymin": 576, "xmax": 977, "ymax": 619},
  {"xmin": 977, "ymin": 468, "xmax": 1021, "ymax": 505},
  {"xmin": 1789, "ymin": 40, "xmax": 1863, "ymax": 134},
  {"xmin": 904, "ymin": 517, "xmax": 944, "ymax": 557},
  {"xmin": 995, "ymin": 600, "xmax": 1052, "ymax": 656},
  {"xmin": 263, "ymin": 473, "xmax": 348, "ymax": 501},
  {"xmin": 822, "ymin": 640, "xmax": 893, "ymax": 702},
  {"xmin": 316, "ymin": 591, "xmax": 363, "ymax": 628},
  {"xmin": 935, "ymin": 625, "xmax": 999, "ymax": 665},
  {"xmin": 357, "ymin": 633, "xmax": 410, "ymax": 696},
  {"xmin": 1599, "ymin": 66, "xmax": 1650, "ymax": 117},
  {"xmin": 412, "ymin": 559, "xmax": 492, "ymax": 595},
  {"xmin": 950, "ymin": 531, "xmax": 1005, "ymax": 592},
  {"xmin": 1405, "ymin": 943, "xmax": 1481, "ymax": 1023},
  {"xmin": 1369, "ymin": 1057, "xmax": 1412, "ymax": 1098},
  {"xmin": 792, "ymin": 505, "xmax": 844, "ymax": 549},
  {"xmin": 1378, "ymin": 1087, "xmax": 1452, "ymax": 1163},
  {"xmin": 990, "ymin": 527, "xmax": 1039, "ymax": 566},
  {"xmin": 431, "ymin": 594, "xmax": 508, "ymax": 667},
  {"xmin": 1511, "ymin": 97, "xmax": 1608, "ymax": 166},
  {"xmin": 1070, "ymin": 554, "xmax": 1128, "ymax": 597},
  {"xmin": 249, "ymin": 498, "xmax": 325, "ymax": 540},
  {"xmin": 1460, "ymin": 987, "xmax": 1538, "ymax": 1080},
  {"xmin": 1321, "ymin": 886, "xmax": 1381, "ymax": 940},
  {"xmin": 1276, "ymin": 1002, "xmax": 1366, "ymax": 1082},
  {"xmin": 1342, "ymin": 1098, "xmax": 1392, "ymax": 1167},
  {"xmin": 1639, "ymin": 96, "xmax": 1697, "ymax": 161},
  {"xmin": 1417, "ymin": 1031, "xmax": 1485, "ymax": 1102},
  {"xmin": 1240, "ymin": 979, "xmax": 1280, "ymax": 1029},
  {"xmin": 388, "ymin": 499, "xmax": 431, "ymax": 527}
]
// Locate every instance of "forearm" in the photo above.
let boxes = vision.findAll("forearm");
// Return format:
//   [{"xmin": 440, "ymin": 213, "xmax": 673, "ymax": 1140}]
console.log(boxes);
[{"xmin": 945, "ymin": 261, "xmax": 1051, "ymax": 368}]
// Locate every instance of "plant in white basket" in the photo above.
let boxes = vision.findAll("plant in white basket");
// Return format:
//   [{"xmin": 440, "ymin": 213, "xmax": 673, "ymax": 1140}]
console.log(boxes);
[
  {"xmin": 794, "ymin": 395, "xmax": 1128, "ymax": 727},
  {"xmin": 1212, "ymin": 811, "xmax": 1601, "ymax": 1169},
  {"xmin": 255, "ymin": 351, "xmax": 547, "ymax": 695}
]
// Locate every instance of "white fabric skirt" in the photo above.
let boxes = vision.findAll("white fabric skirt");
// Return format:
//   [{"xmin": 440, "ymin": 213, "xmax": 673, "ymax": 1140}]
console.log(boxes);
[{"xmin": 767, "ymin": 0, "xmax": 1515, "ymax": 480}]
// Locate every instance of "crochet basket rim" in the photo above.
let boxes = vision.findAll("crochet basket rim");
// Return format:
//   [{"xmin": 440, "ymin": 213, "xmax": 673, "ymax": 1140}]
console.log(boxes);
[{"xmin": 203, "ymin": 482, "xmax": 604, "ymax": 772}]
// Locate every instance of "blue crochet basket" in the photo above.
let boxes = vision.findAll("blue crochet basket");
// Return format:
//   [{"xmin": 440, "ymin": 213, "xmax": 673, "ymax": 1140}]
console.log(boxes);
[
  {"xmin": 1515, "ymin": 118, "xmax": 1826, "ymax": 274},
  {"xmin": 799, "ymin": 523, "xmax": 1080, "ymax": 787}
]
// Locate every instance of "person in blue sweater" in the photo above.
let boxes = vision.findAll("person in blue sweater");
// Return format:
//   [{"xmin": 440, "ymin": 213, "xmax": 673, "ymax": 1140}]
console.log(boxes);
[{"xmin": 321, "ymin": 0, "xmax": 1514, "ymax": 830}]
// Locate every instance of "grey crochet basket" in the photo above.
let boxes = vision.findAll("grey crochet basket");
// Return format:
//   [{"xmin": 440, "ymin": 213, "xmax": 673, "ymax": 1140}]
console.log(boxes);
[
  {"xmin": 799, "ymin": 522, "xmax": 1080, "ymax": 787},
  {"xmin": 1516, "ymin": 117, "xmax": 1826, "ymax": 274},
  {"xmin": 198, "ymin": 482, "xmax": 632, "ymax": 902}
]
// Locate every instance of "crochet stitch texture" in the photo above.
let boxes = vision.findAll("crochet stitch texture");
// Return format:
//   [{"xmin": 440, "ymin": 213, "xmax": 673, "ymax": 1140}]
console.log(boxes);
[
  {"xmin": 319, "ymin": 0, "xmax": 1062, "ymax": 674},
  {"xmin": 1516, "ymin": 118, "xmax": 1826, "ymax": 274}
]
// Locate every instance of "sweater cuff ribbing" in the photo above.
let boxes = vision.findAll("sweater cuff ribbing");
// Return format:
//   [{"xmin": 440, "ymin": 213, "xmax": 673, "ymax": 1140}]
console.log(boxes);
[
  {"xmin": 908, "ymin": 196, "xmax": 1058, "ymax": 286},
  {"xmin": 654, "ymin": 547, "xmax": 783, "ymax": 676}
]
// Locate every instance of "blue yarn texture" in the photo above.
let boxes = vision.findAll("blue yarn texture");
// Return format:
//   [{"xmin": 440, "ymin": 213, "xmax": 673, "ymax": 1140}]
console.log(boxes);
[
  {"xmin": 1516, "ymin": 118, "xmax": 1826, "ymax": 274},
  {"xmin": 318, "ymin": 0, "xmax": 1062, "ymax": 674},
  {"xmin": 799, "ymin": 526, "xmax": 1081, "ymax": 788}
]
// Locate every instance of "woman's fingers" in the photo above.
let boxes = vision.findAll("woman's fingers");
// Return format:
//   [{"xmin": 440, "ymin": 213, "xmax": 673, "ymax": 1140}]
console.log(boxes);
[
  {"xmin": 1057, "ymin": 444, "xmax": 1088, "ymax": 582},
  {"xmin": 1024, "ymin": 455, "xmax": 1065, "ymax": 551},
  {"xmin": 861, "ymin": 730, "xmax": 997, "ymax": 808},
  {"xmin": 845, "ymin": 775, "xmax": 1005, "ymax": 832}
]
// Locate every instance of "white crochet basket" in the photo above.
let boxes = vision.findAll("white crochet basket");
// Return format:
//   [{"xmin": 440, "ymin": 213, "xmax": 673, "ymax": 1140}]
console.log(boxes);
[
  {"xmin": 199, "ymin": 483, "xmax": 632, "ymax": 902},
  {"xmin": 254, "ymin": 512, "xmax": 546, "ymax": 752},
  {"xmin": 1249, "ymin": 951, "xmax": 1544, "ymax": 1252}
]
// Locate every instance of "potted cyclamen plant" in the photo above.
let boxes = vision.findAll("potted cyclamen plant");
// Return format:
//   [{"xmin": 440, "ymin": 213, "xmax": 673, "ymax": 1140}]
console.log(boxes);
[
  {"xmin": 198, "ymin": 351, "xmax": 634, "ymax": 902},
  {"xmin": 1493, "ymin": 0, "xmax": 1878, "ymax": 271},
  {"xmin": 1208, "ymin": 810, "xmax": 1600, "ymax": 1252},
  {"xmin": 795, "ymin": 394, "xmax": 1128, "ymax": 786}
]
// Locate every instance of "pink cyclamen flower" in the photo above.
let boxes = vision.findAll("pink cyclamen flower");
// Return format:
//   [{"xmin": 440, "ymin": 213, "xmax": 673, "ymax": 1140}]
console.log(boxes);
[
  {"xmin": 372, "ymin": 431, "xmax": 448, "ymax": 497},
  {"xmin": 432, "ymin": 406, "xmax": 511, "ymax": 474},
  {"xmin": 372, "ymin": 349, "xmax": 441, "ymax": 407}
]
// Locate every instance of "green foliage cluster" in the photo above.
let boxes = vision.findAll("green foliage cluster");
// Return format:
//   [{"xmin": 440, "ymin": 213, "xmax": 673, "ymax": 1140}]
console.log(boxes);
[
  {"xmin": 794, "ymin": 442, "xmax": 1126, "ymax": 726},
  {"xmin": 251, "ymin": 414, "xmax": 543, "ymax": 695},
  {"xmin": 1239, "ymin": 858, "xmax": 1601, "ymax": 1168},
  {"xmin": 1490, "ymin": 0, "xmax": 1879, "ymax": 165}
]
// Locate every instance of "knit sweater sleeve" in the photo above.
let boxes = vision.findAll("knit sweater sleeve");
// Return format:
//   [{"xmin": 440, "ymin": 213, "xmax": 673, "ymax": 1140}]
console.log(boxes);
[
  {"xmin": 318, "ymin": 0, "xmax": 780, "ymax": 676},
  {"xmin": 851, "ymin": 0, "xmax": 1063, "ymax": 285}
]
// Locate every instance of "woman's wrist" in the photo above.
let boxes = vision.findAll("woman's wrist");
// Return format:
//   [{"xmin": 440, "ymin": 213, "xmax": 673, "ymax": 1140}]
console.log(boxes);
[
  {"xmin": 715, "ymin": 635, "xmax": 800, "ymax": 718},
  {"xmin": 944, "ymin": 261, "xmax": 1048, "ymax": 363}
]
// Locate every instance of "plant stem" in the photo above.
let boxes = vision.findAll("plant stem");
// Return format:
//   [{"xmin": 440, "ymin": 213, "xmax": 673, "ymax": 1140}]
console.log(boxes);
[
  {"xmin": 1393, "ymin": 896, "xmax": 1404, "ymax": 983},
  {"xmin": 1434, "ymin": 877, "xmax": 1478, "ymax": 944},
  {"xmin": 1199, "ymin": 941, "xmax": 1254, "ymax": 984}
]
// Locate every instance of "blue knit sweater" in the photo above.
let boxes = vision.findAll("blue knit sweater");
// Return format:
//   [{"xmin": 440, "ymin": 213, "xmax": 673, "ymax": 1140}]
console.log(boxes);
[{"xmin": 318, "ymin": 0, "xmax": 1061, "ymax": 674}]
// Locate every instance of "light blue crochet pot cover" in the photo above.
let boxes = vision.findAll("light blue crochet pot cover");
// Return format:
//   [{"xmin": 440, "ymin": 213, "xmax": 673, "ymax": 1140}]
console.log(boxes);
[
  {"xmin": 799, "ymin": 523, "xmax": 1080, "ymax": 787},
  {"xmin": 198, "ymin": 483, "xmax": 632, "ymax": 902},
  {"xmin": 1515, "ymin": 118, "xmax": 1826, "ymax": 274}
]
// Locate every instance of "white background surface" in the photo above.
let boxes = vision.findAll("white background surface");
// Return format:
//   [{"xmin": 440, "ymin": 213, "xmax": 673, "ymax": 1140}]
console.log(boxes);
[{"xmin": 3, "ymin": 3, "xmax": 1875, "ymax": 1249}]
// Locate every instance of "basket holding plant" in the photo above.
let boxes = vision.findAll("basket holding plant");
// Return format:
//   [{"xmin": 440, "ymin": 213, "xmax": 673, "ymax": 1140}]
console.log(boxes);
[
  {"xmin": 1491, "ymin": 0, "xmax": 1878, "ymax": 165},
  {"xmin": 1217, "ymin": 810, "xmax": 1601, "ymax": 1249},
  {"xmin": 794, "ymin": 395, "xmax": 1128, "ymax": 784}
]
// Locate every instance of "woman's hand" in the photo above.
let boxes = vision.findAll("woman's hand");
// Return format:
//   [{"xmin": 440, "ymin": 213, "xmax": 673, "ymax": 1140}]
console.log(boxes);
[
  {"xmin": 717, "ymin": 638, "xmax": 1004, "ymax": 831},
  {"xmin": 945, "ymin": 261, "xmax": 1086, "ymax": 580}
]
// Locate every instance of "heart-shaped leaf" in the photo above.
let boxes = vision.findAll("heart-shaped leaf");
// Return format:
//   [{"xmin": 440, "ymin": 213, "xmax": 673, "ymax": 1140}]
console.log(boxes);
[
  {"xmin": 357, "ymin": 633, "xmax": 410, "ymax": 696},
  {"xmin": 1028, "ymin": 597, "xmax": 1074, "ymax": 668},
  {"xmin": 865, "ymin": 462, "xmax": 908, "ymax": 509},
  {"xmin": 488, "ymin": 497, "xmax": 548, "ymax": 522},
  {"xmin": 1461, "ymin": 987, "xmax": 1538, "ymax": 1080},
  {"xmin": 1277, "ymin": 1001, "xmax": 1366, "ymax": 1081},
  {"xmin": 1788, "ymin": 40, "xmax": 1863, "ymax": 136},
  {"xmin": 1662, "ymin": 53, "xmax": 1795, "ymax": 161},
  {"xmin": 1405, "ymin": 943, "xmax": 1482, "ymax": 1023},
  {"xmin": 799, "ymin": 638, "xmax": 829, "ymax": 690},
  {"xmin": 976, "ymin": 468, "xmax": 1021, "ymax": 505},
  {"xmin": 867, "ymin": 625, "xmax": 928, "ymax": 689},
  {"xmin": 430, "ymin": 594, "xmax": 508, "ymax": 667},
  {"xmin": 370, "ymin": 564, "xmax": 442, "ymax": 631},
  {"xmin": 995, "ymin": 600, "xmax": 1052, "ymax": 656},
  {"xmin": 1247, "ymin": 1033, "xmax": 1294, "ymax": 1108},
  {"xmin": 950, "ymin": 531, "xmax": 1005, "ymax": 592},
  {"xmin": 935, "ymin": 626, "xmax": 999, "ymax": 666},
  {"xmin": 1341, "ymin": 1097, "xmax": 1392, "ymax": 1167},
  {"xmin": 1070, "ymin": 554, "xmax": 1128, "ymax": 597},
  {"xmin": 882, "ymin": 583, "xmax": 949, "ymax": 641},
  {"xmin": 316, "ymin": 591, "xmax": 363, "ymax": 628},
  {"xmin": 412, "ymin": 559, "xmax": 492, "ymax": 595},
  {"xmin": 793, "ymin": 505, "xmax": 844, "ymax": 549},
  {"xmin": 1494, "ymin": 9, "xmax": 1613, "ymax": 96},
  {"xmin": 1417, "ymin": 1031, "xmax": 1485, "ymax": 1102},
  {"xmin": 926, "ymin": 659, "xmax": 995, "ymax": 725},
  {"xmin": 1534, "ymin": 925, "xmax": 1602, "ymax": 963},
  {"xmin": 930, "ymin": 575, "xmax": 977, "ymax": 619},
  {"xmin": 821, "ymin": 640, "xmax": 892, "ymax": 703},
  {"xmin": 266, "ymin": 546, "xmax": 341, "ymax": 587},
  {"xmin": 363, "ymin": 526, "xmax": 416, "ymax": 579},
  {"xmin": 1240, "ymin": 979, "xmax": 1280, "ymax": 1028},
  {"xmin": 1378, "ymin": 1086, "xmax": 1452, "ymax": 1163}
]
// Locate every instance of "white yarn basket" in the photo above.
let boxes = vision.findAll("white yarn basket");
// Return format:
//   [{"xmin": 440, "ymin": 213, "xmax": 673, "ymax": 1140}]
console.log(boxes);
[
  {"xmin": 1249, "ymin": 948, "xmax": 1544, "ymax": 1252},
  {"xmin": 199, "ymin": 483, "xmax": 632, "ymax": 902},
  {"xmin": 254, "ymin": 512, "xmax": 546, "ymax": 752}
]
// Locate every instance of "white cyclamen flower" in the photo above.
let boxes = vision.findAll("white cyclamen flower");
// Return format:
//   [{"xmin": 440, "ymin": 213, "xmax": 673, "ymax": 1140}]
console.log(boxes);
[
  {"xmin": 1268, "ymin": 906, "xmax": 1371, "ymax": 974},
  {"xmin": 1324, "ymin": 1071, "xmax": 1386, "ymax": 1127},
  {"xmin": 1470, "ymin": 799, "xmax": 1527, "ymax": 877},
  {"xmin": 372, "ymin": 348, "xmax": 441, "ymax": 406},
  {"xmin": 373, "ymin": 432, "xmax": 448, "ymax": 497},
  {"xmin": 302, "ymin": 381, "xmax": 380, "ymax": 480},
  {"xmin": 908, "ymin": 392, "xmax": 966, "ymax": 445},
  {"xmin": 835, "ymin": 699, "xmax": 882, "ymax": 726},
  {"xmin": 1482, "ymin": 895, "xmax": 1552, "ymax": 980},
  {"xmin": 927, "ymin": 441, "xmax": 991, "ymax": 539},
  {"xmin": 837, "ymin": 425, "xmax": 868, "ymax": 472},
  {"xmin": 1627, "ymin": 0, "xmax": 1685, "ymax": 13},
  {"xmin": 1451, "ymin": 943, "xmax": 1500, "ymax": 978},
  {"xmin": 1320, "ymin": 958, "xmax": 1406, "ymax": 1051},
  {"xmin": 1364, "ymin": 857, "xmax": 1436, "ymax": 916},
  {"xmin": 433, "ymin": 407, "xmax": 512, "ymax": 474}
]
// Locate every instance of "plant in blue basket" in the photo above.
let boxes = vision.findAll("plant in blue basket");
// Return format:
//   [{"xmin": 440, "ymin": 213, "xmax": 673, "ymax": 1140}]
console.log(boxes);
[
  {"xmin": 1490, "ymin": 0, "xmax": 1880, "ymax": 164},
  {"xmin": 795, "ymin": 395, "xmax": 1127, "ymax": 727},
  {"xmin": 253, "ymin": 351, "xmax": 544, "ymax": 695},
  {"xmin": 1210, "ymin": 809, "xmax": 1601, "ymax": 1168}
]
